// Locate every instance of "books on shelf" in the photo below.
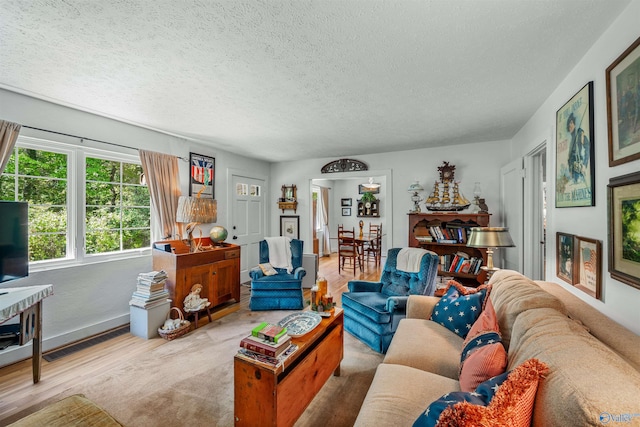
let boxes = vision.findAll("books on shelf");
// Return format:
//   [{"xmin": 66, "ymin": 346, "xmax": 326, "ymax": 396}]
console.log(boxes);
[
  {"xmin": 240, "ymin": 334, "xmax": 292, "ymax": 358},
  {"xmin": 438, "ymin": 254, "xmax": 483, "ymax": 275},
  {"xmin": 251, "ymin": 322, "xmax": 288, "ymax": 343}
]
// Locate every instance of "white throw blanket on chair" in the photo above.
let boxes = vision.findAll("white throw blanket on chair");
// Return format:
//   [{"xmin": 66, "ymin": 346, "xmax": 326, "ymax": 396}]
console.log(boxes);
[
  {"xmin": 397, "ymin": 247, "xmax": 431, "ymax": 273},
  {"xmin": 266, "ymin": 236, "xmax": 293, "ymax": 273}
]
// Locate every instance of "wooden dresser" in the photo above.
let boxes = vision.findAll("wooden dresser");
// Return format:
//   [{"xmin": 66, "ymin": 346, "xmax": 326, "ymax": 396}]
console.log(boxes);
[{"xmin": 152, "ymin": 239, "xmax": 241, "ymax": 311}]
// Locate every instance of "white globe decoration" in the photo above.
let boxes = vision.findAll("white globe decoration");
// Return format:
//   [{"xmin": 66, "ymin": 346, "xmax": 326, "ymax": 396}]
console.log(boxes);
[{"xmin": 209, "ymin": 225, "xmax": 228, "ymax": 244}]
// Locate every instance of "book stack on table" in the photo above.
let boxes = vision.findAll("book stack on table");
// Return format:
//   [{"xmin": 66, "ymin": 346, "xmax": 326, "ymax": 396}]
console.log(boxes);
[
  {"xmin": 129, "ymin": 270, "xmax": 170, "ymax": 309},
  {"xmin": 237, "ymin": 322, "xmax": 298, "ymax": 367}
]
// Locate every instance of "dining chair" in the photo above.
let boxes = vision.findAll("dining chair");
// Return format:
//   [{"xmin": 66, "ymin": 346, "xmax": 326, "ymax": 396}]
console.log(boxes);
[
  {"xmin": 365, "ymin": 223, "xmax": 382, "ymax": 267},
  {"xmin": 338, "ymin": 225, "xmax": 362, "ymax": 275}
]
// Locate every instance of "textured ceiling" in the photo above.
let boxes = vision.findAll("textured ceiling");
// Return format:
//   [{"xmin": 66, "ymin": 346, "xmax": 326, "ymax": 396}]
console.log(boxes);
[{"xmin": 0, "ymin": 0, "xmax": 630, "ymax": 162}]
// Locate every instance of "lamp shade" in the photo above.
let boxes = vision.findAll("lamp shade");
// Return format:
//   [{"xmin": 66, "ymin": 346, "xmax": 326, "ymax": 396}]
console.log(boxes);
[
  {"xmin": 176, "ymin": 196, "xmax": 217, "ymax": 223},
  {"xmin": 466, "ymin": 227, "xmax": 515, "ymax": 248},
  {"xmin": 408, "ymin": 180, "xmax": 424, "ymax": 193}
]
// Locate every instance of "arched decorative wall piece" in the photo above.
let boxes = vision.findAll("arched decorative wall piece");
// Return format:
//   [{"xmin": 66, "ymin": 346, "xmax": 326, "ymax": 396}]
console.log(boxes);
[{"xmin": 321, "ymin": 159, "xmax": 368, "ymax": 174}]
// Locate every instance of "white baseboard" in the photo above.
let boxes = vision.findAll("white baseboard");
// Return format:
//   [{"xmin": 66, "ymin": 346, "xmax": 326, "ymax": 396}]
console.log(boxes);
[{"xmin": 0, "ymin": 313, "xmax": 130, "ymax": 368}]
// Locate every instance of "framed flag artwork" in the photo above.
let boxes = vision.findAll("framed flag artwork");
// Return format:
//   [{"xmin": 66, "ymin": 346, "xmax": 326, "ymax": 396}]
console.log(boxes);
[{"xmin": 189, "ymin": 153, "xmax": 215, "ymax": 198}]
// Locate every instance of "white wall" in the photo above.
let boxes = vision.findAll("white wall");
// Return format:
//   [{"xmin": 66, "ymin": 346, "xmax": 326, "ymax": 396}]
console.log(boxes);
[
  {"xmin": 0, "ymin": 89, "xmax": 269, "ymax": 366},
  {"xmin": 271, "ymin": 139, "xmax": 512, "ymax": 259},
  {"xmin": 510, "ymin": 0, "xmax": 640, "ymax": 334}
]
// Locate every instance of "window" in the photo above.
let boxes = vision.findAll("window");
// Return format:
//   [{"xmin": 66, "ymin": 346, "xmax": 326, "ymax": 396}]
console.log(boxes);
[
  {"xmin": 0, "ymin": 137, "xmax": 151, "ymax": 265},
  {"xmin": 85, "ymin": 156, "xmax": 150, "ymax": 255}
]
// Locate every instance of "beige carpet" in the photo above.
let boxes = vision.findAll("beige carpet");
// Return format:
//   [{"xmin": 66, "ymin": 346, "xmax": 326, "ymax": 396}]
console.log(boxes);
[{"xmin": 16, "ymin": 307, "xmax": 383, "ymax": 426}]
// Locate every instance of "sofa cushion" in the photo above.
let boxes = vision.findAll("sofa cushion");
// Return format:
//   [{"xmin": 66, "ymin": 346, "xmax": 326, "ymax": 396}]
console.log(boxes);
[
  {"xmin": 415, "ymin": 358, "xmax": 548, "ymax": 427},
  {"xmin": 430, "ymin": 281, "xmax": 490, "ymax": 338},
  {"xmin": 353, "ymin": 363, "xmax": 460, "ymax": 427},
  {"xmin": 383, "ymin": 318, "xmax": 463, "ymax": 380},
  {"xmin": 508, "ymin": 308, "xmax": 640, "ymax": 427},
  {"xmin": 488, "ymin": 270, "xmax": 566, "ymax": 349},
  {"xmin": 459, "ymin": 297, "xmax": 507, "ymax": 392}
]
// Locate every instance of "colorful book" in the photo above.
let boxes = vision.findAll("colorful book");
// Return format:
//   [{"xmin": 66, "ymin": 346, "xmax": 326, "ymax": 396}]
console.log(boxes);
[
  {"xmin": 251, "ymin": 322, "xmax": 288, "ymax": 343},
  {"xmin": 236, "ymin": 344, "xmax": 299, "ymax": 369}
]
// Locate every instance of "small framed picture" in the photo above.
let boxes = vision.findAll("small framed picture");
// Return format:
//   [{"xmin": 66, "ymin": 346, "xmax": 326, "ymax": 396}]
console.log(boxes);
[
  {"xmin": 341, "ymin": 198, "xmax": 352, "ymax": 207},
  {"xmin": 607, "ymin": 172, "xmax": 640, "ymax": 290},
  {"xmin": 342, "ymin": 208, "xmax": 351, "ymax": 216},
  {"xmin": 280, "ymin": 215, "xmax": 299, "ymax": 239},
  {"xmin": 189, "ymin": 152, "xmax": 215, "ymax": 198},
  {"xmin": 606, "ymin": 36, "xmax": 640, "ymax": 167},
  {"xmin": 556, "ymin": 232, "xmax": 575, "ymax": 285},
  {"xmin": 575, "ymin": 236, "xmax": 602, "ymax": 300}
]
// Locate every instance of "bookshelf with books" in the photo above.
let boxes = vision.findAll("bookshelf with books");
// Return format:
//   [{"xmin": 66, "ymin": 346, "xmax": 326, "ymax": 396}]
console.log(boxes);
[{"xmin": 408, "ymin": 212, "xmax": 490, "ymax": 286}]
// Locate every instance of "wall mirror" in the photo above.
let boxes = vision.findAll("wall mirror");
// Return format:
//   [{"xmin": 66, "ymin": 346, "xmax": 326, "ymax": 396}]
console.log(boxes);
[{"xmin": 281, "ymin": 184, "xmax": 297, "ymax": 202}]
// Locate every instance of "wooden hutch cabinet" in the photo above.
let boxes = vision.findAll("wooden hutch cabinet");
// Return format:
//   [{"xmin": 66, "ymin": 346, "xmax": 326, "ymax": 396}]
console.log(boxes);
[
  {"xmin": 408, "ymin": 212, "xmax": 490, "ymax": 286},
  {"xmin": 152, "ymin": 239, "xmax": 241, "ymax": 311}
]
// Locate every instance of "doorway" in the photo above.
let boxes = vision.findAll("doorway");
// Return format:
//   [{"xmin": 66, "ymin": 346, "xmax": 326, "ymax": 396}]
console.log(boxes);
[{"xmin": 524, "ymin": 143, "xmax": 547, "ymax": 280}]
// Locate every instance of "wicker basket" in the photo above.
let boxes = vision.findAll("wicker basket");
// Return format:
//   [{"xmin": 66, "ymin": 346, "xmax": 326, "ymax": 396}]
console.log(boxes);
[{"xmin": 158, "ymin": 307, "xmax": 191, "ymax": 341}]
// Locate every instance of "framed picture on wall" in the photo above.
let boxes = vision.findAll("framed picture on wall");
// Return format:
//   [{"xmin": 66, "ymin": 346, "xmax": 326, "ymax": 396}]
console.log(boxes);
[
  {"xmin": 556, "ymin": 232, "xmax": 575, "ymax": 284},
  {"xmin": 189, "ymin": 152, "xmax": 215, "ymax": 198},
  {"xmin": 280, "ymin": 215, "xmax": 299, "ymax": 239},
  {"xmin": 574, "ymin": 236, "xmax": 602, "ymax": 300},
  {"xmin": 607, "ymin": 172, "xmax": 640, "ymax": 290},
  {"xmin": 342, "ymin": 208, "xmax": 351, "ymax": 216},
  {"xmin": 341, "ymin": 198, "xmax": 352, "ymax": 207},
  {"xmin": 555, "ymin": 82, "xmax": 595, "ymax": 208},
  {"xmin": 606, "ymin": 36, "xmax": 640, "ymax": 167}
]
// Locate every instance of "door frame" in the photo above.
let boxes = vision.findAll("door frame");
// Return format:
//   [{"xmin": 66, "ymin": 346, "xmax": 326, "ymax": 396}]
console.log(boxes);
[{"xmin": 523, "ymin": 141, "xmax": 547, "ymax": 280}]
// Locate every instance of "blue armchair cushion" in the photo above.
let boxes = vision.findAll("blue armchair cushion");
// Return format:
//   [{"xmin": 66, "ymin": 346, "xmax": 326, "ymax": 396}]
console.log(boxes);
[
  {"xmin": 258, "ymin": 263, "xmax": 278, "ymax": 276},
  {"xmin": 342, "ymin": 292, "xmax": 394, "ymax": 324},
  {"xmin": 430, "ymin": 281, "xmax": 491, "ymax": 339},
  {"xmin": 379, "ymin": 248, "xmax": 439, "ymax": 297}
]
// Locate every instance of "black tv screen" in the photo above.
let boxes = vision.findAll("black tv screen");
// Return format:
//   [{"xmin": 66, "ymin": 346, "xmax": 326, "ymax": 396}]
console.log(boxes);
[{"xmin": 0, "ymin": 201, "xmax": 29, "ymax": 283}]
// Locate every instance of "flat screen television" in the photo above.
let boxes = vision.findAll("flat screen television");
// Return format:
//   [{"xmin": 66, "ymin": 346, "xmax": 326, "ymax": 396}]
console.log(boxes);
[{"xmin": 0, "ymin": 201, "xmax": 29, "ymax": 283}]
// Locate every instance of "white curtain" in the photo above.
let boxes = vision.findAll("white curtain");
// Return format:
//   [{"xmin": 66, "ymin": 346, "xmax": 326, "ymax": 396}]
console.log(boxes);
[
  {"xmin": 139, "ymin": 150, "xmax": 182, "ymax": 240},
  {"xmin": 321, "ymin": 187, "xmax": 331, "ymax": 256},
  {"xmin": 0, "ymin": 120, "xmax": 21, "ymax": 174}
]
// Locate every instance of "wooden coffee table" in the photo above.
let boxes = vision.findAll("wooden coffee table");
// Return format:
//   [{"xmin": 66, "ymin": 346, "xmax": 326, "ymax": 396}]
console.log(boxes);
[{"xmin": 234, "ymin": 308, "xmax": 344, "ymax": 427}]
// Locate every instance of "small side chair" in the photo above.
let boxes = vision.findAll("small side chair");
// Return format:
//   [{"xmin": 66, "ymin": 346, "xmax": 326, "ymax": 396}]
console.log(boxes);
[{"xmin": 249, "ymin": 238, "xmax": 306, "ymax": 310}]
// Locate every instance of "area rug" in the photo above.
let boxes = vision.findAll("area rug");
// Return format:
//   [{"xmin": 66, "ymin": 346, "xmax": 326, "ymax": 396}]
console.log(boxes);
[{"xmin": 13, "ymin": 307, "xmax": 383, "ymax": 426}]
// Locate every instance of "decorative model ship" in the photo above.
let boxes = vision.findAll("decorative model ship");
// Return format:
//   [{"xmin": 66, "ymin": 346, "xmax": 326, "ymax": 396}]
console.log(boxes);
[{"xmin": 424, "ymin": 162, "xmax": 471, "ymax": 212}]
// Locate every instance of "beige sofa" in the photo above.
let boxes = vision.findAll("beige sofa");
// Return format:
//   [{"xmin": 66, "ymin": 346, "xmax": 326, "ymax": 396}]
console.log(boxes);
[{"xmin": 354, "ymin": 270, "xmax": 640, "ymax": 426}]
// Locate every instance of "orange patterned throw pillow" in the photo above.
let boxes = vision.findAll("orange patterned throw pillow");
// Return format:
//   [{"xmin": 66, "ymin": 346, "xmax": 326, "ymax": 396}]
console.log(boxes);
[
  {"xmin": 440, "ymin": 359, "xmax": 548, "ymax": 427},
  {"xmin": 459, "ymin": 297, "xmax": 508, "ymax": 392}
]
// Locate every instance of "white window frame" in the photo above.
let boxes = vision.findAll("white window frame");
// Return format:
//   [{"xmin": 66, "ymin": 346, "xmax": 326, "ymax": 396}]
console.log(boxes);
[{"xmin": 6, "ymin": 136, "xmax": 151, "ymax": 273}]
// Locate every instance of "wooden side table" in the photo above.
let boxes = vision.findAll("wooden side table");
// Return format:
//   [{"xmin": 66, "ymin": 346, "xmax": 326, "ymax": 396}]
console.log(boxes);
[{"xmin": 234, "ymin": 308, "xmax": 344, "ymax": 427}]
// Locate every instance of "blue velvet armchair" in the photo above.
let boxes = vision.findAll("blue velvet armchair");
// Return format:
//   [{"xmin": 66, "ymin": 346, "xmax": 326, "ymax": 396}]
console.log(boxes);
[
  {"xmin": 249, "ymin": 238, "xmax": 306, "ymax": 310},
  {"xmin": 341, "ymin": 247, "xmax": 439, "ymax": 353}
]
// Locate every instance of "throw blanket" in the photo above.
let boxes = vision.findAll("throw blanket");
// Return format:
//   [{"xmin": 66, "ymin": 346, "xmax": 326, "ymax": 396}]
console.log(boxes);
[
  {"xmin": 397, "ymin": 247, "xmax": 430, "ymax": 273},
  {"xmin": 266, "ymin": 236, "xmax": 293, "ymax": 273}
]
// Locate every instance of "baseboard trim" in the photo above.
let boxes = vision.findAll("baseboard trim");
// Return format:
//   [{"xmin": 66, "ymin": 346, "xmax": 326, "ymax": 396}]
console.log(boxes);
[{"xmin": 0, "ymin": 313, "xmax": 130, "ymax": 368}]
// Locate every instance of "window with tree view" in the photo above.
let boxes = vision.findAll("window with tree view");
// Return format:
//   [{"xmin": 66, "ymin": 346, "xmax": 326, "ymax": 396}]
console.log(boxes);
[
  {"xmin": 85, "ymin": 157, "xmax": 150, "ymax": 255},
  {"xmin": 0, "ymin": 140, "xmax": 151, "ymax": 263},
  {"xmin": 0, "ymin": 147, "xmax": 68, "ymax": 261}
]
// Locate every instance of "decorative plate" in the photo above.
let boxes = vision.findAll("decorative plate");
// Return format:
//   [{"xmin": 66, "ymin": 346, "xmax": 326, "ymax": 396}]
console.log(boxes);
[{"xmin": 277, "ymin": 311, "xmax": 322, "ymax": 337}]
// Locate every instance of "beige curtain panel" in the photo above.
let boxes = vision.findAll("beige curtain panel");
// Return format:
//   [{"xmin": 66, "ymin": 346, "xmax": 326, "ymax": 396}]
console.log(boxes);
[
  {"xmin": 0, "ymin": 120, "xmax": 22, "ymax": 174},
  {"xmin": 139, "ymin": 149, "xmax": 182, "ymax": 240}
]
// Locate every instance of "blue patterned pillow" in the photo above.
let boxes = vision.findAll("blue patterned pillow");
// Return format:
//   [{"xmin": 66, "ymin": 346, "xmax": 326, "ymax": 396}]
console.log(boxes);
[
  {"xmin": 413, "ymin": 372, "xmax": 507, "ymax": 426},
  {"xmin": 430, "ymin": 281, "xmax": 490, "ymax": 338}
]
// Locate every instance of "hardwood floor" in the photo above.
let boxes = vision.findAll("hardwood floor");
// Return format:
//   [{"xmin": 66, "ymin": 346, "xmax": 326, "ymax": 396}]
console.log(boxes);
[{"xmin": 0, "ymin": 253, "xmax": 383, "ymax": 423}]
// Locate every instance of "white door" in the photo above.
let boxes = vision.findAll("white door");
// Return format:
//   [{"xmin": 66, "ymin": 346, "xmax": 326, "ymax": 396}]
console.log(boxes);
[
  {"xmin": 524, "ymin": 144, "xmax": 547, "ymax": 280},
  {"xmin": 231, "ymin": 173, "xmax": 266, "ymax": 283},
  {"xmin": 500, "ymin": 158, "xmax": 524, "ymax": 272}
]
